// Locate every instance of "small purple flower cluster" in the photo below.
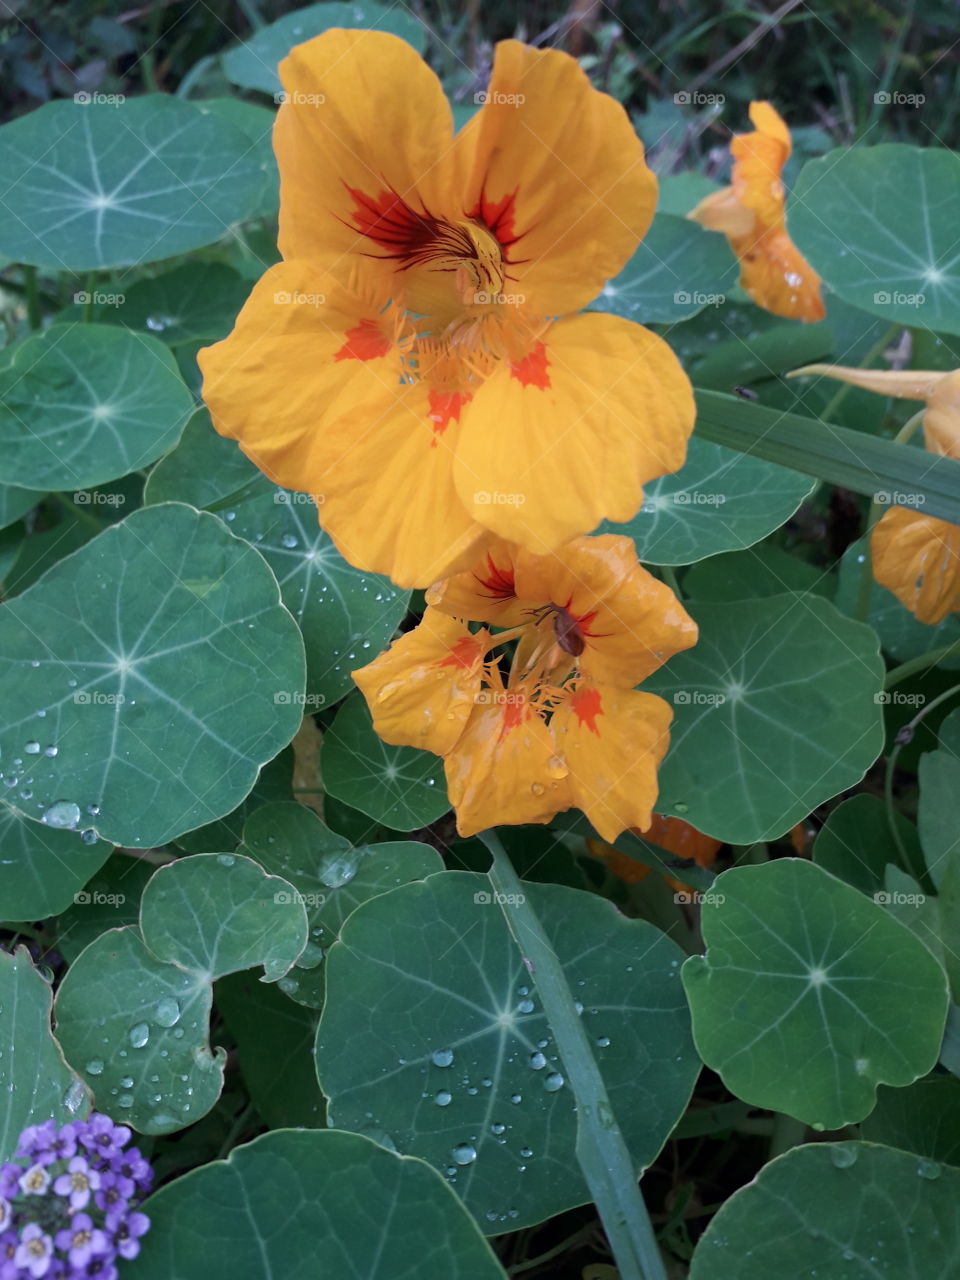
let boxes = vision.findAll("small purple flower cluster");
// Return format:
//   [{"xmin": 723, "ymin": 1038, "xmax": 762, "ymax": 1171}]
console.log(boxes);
[{"xmin": 0, "ymin": 1113, "xmax": 151, "ymax": 1279}]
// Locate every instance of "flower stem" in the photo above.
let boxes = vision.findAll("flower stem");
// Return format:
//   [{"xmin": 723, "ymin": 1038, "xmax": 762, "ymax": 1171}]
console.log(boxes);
[
  {"xmin": 884, "ymin": 641, "xmax": 960, "ymax": 689},
  {"xmin": 480, "ymin": 828, "xmax": 669, "ymax": 1280},
  {"xmin": 23, "ymin": 265, "xmax": 41, "ymax": 330},
  {"xmin": 883, "ymin": 681, "xmax": 960, "ymax": 876}
]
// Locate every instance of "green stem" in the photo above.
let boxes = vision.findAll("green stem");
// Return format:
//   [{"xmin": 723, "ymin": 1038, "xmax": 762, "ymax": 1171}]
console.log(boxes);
[
  {"xmin": 883, "ymin": 682, "xmax": 960, "ymax": 872},
  {"xmin": 23, "ymin": 265, "xmax": 41, "ymax": 331},
  {"xmin": 885, "ymin": 642, "xmax": 960, "ymax": 689},
  {"xmin": 217, "ymin": 1101, "xmax": 257, "ymax": 1159},
  {"xmin": 855, "ymin": 409, "xmax": 926, "ymax": 623},
  {"xmin": 480, "ymin": 829, "xmax": 669, "ymax": 1280},
  {"xmin": 661, "ymin": 566, "xmax": 683, "ymax": 598},
  {"xmin": 768, "ymin": 1112, "xmax": 807, "ymax": 1159}
]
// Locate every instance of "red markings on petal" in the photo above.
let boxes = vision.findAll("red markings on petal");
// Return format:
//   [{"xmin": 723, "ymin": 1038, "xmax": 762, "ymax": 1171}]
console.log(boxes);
[
  {"xmin": 499, "ymin": 698, "xmax": 528, "ymax": 738},
  {"xmin": 473, "ymin": 554, "xmax": 517, "ymax": 603},
  {"xmin": 467, "ymin": 185, "xmax": 521, "ymax": 252},
  {"xmin": 427, "ymin": 390, "xmax": 472, "ymax": 435},
  {"xmin": 334, "ymin": 318, "xmax": 392, "ymax": 362},
  {"xmin": 437, "ymin": 636, "xmax": 484, "ymax": 670},
  {"xmin": 510, "ymin": 341, "xmax": 550, "ymax": 389},
  {"xmin": 570, "ymin": 685, "xmax": 603, "ymax": 734}
]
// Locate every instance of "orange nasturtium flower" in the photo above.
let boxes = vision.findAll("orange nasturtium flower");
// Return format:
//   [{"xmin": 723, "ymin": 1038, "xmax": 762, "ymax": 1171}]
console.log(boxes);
[
  {"xmin": 199, "ymin": 31, "xmax": 695, "ymax": 589},
  {"xmin": 790, "ymin": 363, "xmax": 960, "ymax": 624},
  {"xmin": 587, "ymin": 816, "xmax": 722, "ymax": 888},
  {"xmin": 689, "ymin": 102, "xmax": 825, "ymax": 323},
  {"xmin": 352, "ymin": 535, "xmax": 698, "ymax": 838}
]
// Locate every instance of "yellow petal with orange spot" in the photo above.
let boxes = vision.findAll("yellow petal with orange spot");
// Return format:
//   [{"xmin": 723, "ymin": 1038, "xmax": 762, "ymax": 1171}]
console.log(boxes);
[
  {"xmin": 198, "ymin": 260, "xmax": 399, "ymax": 491},
  {"xmin": 445, "ymin": 696, "xmax": 572, "ymax": 837},
  {"xmin": 274, "ymin": 30, "xmax": 455, "ymax": 271},
  {"xmin": 353, "ymin": 609, "xmax": 487, "ymax": 755},
  {"xmin": 452, "ymin": 40, "xmax": 657, "ymax": 316},
  {"xmin": 453, "ymin": 314, "xmax": 694, "ymax": 552},
  {"xmin": 513, "ymin": 535, "xmax": 698, "ymax": 686},
  {"xmin": 872, "ymin": 506, "xmax": 960, "ymax": 626},
  {"xmin": 551, "ymin": 682, "xmax": 673, "ymax": 842}
]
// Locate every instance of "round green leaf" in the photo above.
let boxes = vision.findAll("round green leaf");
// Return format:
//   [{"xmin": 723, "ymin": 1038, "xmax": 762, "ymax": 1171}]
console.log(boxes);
[
  {"xmin": 0, "ymin": 96, "xmax": 265, "ymax": 270},
  {"xmin": 602, "ymin": 437, "xmax": 814, "ymax": 565},
  {"xmin": 791, "ymin": 145, "xmax": 960, "ymax": 336},
  {"xmin": 684, "ymin": 545, "xmax": 831, "ymax": 603},
  {"xmin": 140, "ymin": 853, "xmax": 308, "ymax": 981},
  {"xmin": 813, "ymin": 794, "xmax": 923, "ymax": 896},
  {"xmin": 861, "ymin": 1077, "xmax": 960, "ymax": 1166},
  {"xmin": 0, "ymin": 324, "xmax": 193, "ymax": 491},
  {"xmin": 0, "ymin": 502, "xmax": 305, "ymax": 847},
  {"xmin": 682, "ymin": 860, "xmax": 950, "ymax": 1128},
  {"xmin": 321, "ymin": 694, "xmax": 449, "ymax": 831},
  {"xmin": 54, "ymin": 926, "xmax": 224, "ymax": 1136},
  {"xmin": 0, "ymin": 948, "xmax": 90, "ymax": 1160},
  {"xmin": 196, "ymin": 98, "xmax": 278, "ymax": 219},
  {"xmin": 223, "ymin": 2, "xmax": 427, "ymax": 95},
  {"xmin": 134, "ymin": 1130, "xmax": 505, "ymax": 1279},
  {"xmin": 0, "ymin": 800, "xmax": 112, "ymax": 922},
  {"xmin": 835, "ymin": 539, "xmax": 960, "ymax": 669},
  {"xmin": 591, "ymin": 213, "xmax": 736, "ymax": 323},
  {"xmin": 145, "ymin": 408, "xmax": 257, "ymax": 511},
  {"xmin": 316, "ymin": 871, "xmax": 698, "ymax": 1232},
  {"xmin": 645, "ymin": 594, "xmax": 885, "ymax": 841},
  {"xmin": 100, "ymin": 262, "xmax": 250, "ymax": 345},
  {"xmin": 56, "ymin": 854, "xmax": 154, "ymax": 963},
  {"xmin": 0, "ymin": 483, "xmax": 41, "ymax": 532},
  {"xmin": 240, "ymin": 801, "xmax": 443, "ymax": 1006},
  {"xmin": 690, "ymin": 1141, "xmax": 960, "ymax": 1279}
]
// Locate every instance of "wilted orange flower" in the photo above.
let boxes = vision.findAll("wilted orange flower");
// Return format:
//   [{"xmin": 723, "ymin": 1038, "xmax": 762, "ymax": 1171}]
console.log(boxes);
[
  {"xmin": 689, "ymin": 102, "xmax": 825, "ymax": 322},
  {"xmin": 199, "ymin": 31, "xmax": 695, "ymax": 588},
  {"xmin": 790, "ymin": 363, "xmax": 960, "ymax": 624},
  {"xmin": 353, "ymin": 535, "xmax": 698, "ymax": 838},
  {"xmin": 588, "ymin": 815, "xmax": 722, "ymax": 888}
]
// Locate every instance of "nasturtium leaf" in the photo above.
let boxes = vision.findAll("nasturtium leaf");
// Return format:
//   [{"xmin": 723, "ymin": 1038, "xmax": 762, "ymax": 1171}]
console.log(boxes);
[
  {"xmin": 813, "ymin": 794, "xmax": 922, "ymax": 896},
  {"xmin": 601, "ymin": 437, "xmax": 814, "ymax": 565},
  {"xmin": 690, "ymin": 1141, "xmax": 960, "ymax": 1279},
  {"xmin": 134, "ymin": 1130, "xmax": 505, "ymax": 1279},
  {"xmin": 0, "ymin": 95, "xmax": 264, "ymax": 269},
  {"xmin": 139, "ymin": 853, "xmax": 308, "ymax": 982},
  {"xmin": 100, "ymin": 262, "xmax": 250, "ymax": 346},
  {"xmin": 0, "ymin": 800, "xmax": 112, "ymax": 922},
  {"xmin": 590, "ymin": 214, "xmax": 736, "ymax": 323},
  {"xmin": 239, "ymin": 801, "xmax": 443, "ymax": 1007},
  {"xmin": 56, "ymin": 854, "xmax": 154, "ymax": 963},
  {"xmin": 835, "ymin": 539, "xmax": 960, "ymax": 669},
  {"xmin": 0, "ymin": 483, "xmax": 41, "ymax": 531},
  {"xmin": 861, "ymin": 1077, "xmax": 960, "ymax": 1166},
  {"xmin": 215, "ymin": 971, "xmax": 324, "ymax": 1128},
  {"xmin": 0, "ymin": 948, "xmax": 90, "ymax": 1159},
  {"xmin": 683, "ymin": 545, "xmax": 831, "ymax": 603},
  {"xmin": 54, "ymin": 926, "xmax": 224, "ymax": 1136},
  {"xmin": 0, "ymin": 523, "xmax": 24, "ymax": 584},
  {"xmin": 645, "ymin": 594, "xmax": 885, "ymax": 842},
  {"xmin": 919, "ymin": 745, "xmax": 960, "ymax": 890},
  {"xmin": 3, "ymin": 506, "xmax": 99, "ymax": 598},
  {"xmin": 144, "ymin": 409, "xmax": 258, "ymax": 512},
  {"xmin": 656, "ymin": 173, "xmax": 722, "ymax": 216},
  {"xmin": 0, "ymin": 324, "xmax": 193, "ymax": 492},
  {"xmin": 0, "ymin": 503, "xmax": 305, "ymax": 848},
  {"xmin": 316, "ymin": 871, "xmax": 699, "ymax": 1232},
  {"xmin": 682, "ymin": 860, "xmax": 950, "ymax": 1128},
  {"xmin": 321, "ymin": 695, "xmax": 449, "ymax": 831},
  {"xmin": 791, "ymin": 145, "xmax": 960, "ymax": 336},
  {"xmin": 174, "ymin": 745, "xmax": 294, "ymax": 856},
  {"xmin": 223, "ymin": 2, "xmax": 427, "ymax": 95},
  {"xmin": 213, "ymin": 486, "xmax": 410, "ymax": 707},
  {"xmin": 196, "ymin": 98, "xmax": 279, "ymax": 219}
]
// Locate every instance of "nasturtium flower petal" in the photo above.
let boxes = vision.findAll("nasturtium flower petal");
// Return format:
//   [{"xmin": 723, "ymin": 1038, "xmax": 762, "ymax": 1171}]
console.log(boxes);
[
  {"xmin": 552, "ymin": 682, "xmax": 673, "ymax": 842},
  {"xmin": 872, "ymin": 507, "xmax": 960, "ymax": 626},
  {"xmin": 453, "ymin": 314, "xmax": 694, "ymax": 551},
  {"xmin": 690, "ymin": 101, "xmax": 824, "ymax": 322},
  {"xmin": 352, "ymin": 609, "xmax": 489, "ymax": 755},
  {"xmin": 444, "ymin": 694, "xmax": 572, "ymax": 837},
  {"xmin": 453, "ymin": 40, "xmax": 658, "ymax": 316}
]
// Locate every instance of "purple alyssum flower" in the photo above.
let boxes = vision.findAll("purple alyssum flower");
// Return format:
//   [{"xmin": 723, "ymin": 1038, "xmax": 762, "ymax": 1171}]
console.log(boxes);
[{"xmin": 1, "ymin": 1112, "xmax": 152, "ymax": 1277}]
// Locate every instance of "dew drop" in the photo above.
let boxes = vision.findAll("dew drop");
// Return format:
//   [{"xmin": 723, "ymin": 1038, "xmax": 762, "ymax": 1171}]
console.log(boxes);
[
  {"xmin": 63, "ymin": 1080, "xmax": 86, "ymax": 1114},
  {"xmin": 85, "ymin": 1060, "xmax": 104, "ymax": 1077},
  {"xmin": 128, "ymin": 1023, "xmax": 150, "ymax": 1049},
  {"xmin": 24, "ymin": 741, "xmax": 40, "ymax": 755},
  {"xmin": 596, "ymin": 1036, "xmax": 611, "ymax": 1048},
  {"xmin": 154, "ymin": 998, "xmax": 181, "ymax": 1028},
  {"xmin": 543, "ymin": 1072, "xmax": 564, "ymax": 1093},
  {"xmin": 510, "ymin": 1093, "xmax": 522, "ymax": 1104},
  {"xmin": 42, "ymin": 801, "xmax": 81, "ymax": 830},
  {"xmin": 452, "ymin": 1143, "xmax": 477, "ymax": 1165},
  {"xmin": 517, "ymin": 998, "xmax": 535, "ymax": 1014},
  {"xmin": 917, "ymin": 1159, "xmax": 941, "ymax": 1180},
  {"xmin": 830, "ymin": 1145, "xmax": 858, "ymax": 1169},
  {"xmin": 432, "ymin": 1048, "xmax": 454, "ymax": 1068},
  {"xmin": 434, "ymin": 1091, "xmax": 452, "ymax": 1107}
]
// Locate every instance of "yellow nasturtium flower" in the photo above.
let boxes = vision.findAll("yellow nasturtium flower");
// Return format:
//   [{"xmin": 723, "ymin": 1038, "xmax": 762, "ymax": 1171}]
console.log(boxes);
[
  {"xmin": 353, "ymin": 535, "xmax": 698, "ymax": 839},
  {"xmin": 689, "ymin": 102, "xmax": 825, "ymax": 323},
  {"xmin": 199, "ymin": 31, "xmax": 695, "ymax": 589},
  {"xmin": 791, "ymin": 363, "xmax": 960, "ymax": 624}
]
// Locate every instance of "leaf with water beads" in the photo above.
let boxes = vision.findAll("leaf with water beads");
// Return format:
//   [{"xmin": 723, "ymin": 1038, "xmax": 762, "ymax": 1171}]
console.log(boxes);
[
  {"xmin": 0, "ymin": 947, "xmax": 91, "ymax": 1160},
  {"xmin": 0, "ymin": 502, "xmax": 305, "ymax": 848},
  {"xmin": 315, "ymin": 871, "xmax": 699, "ymax": 1233},
  {"xmin": 690, "ymin": 1141, "xmax": 960, "ymax": 1279},
  {"xmin": 0, "ymin": 799, "xmax": 112, "ymax": 923},
  {"xmin": 238, "ymin": 802, "xmax": 443, "ymax": 1007}
]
